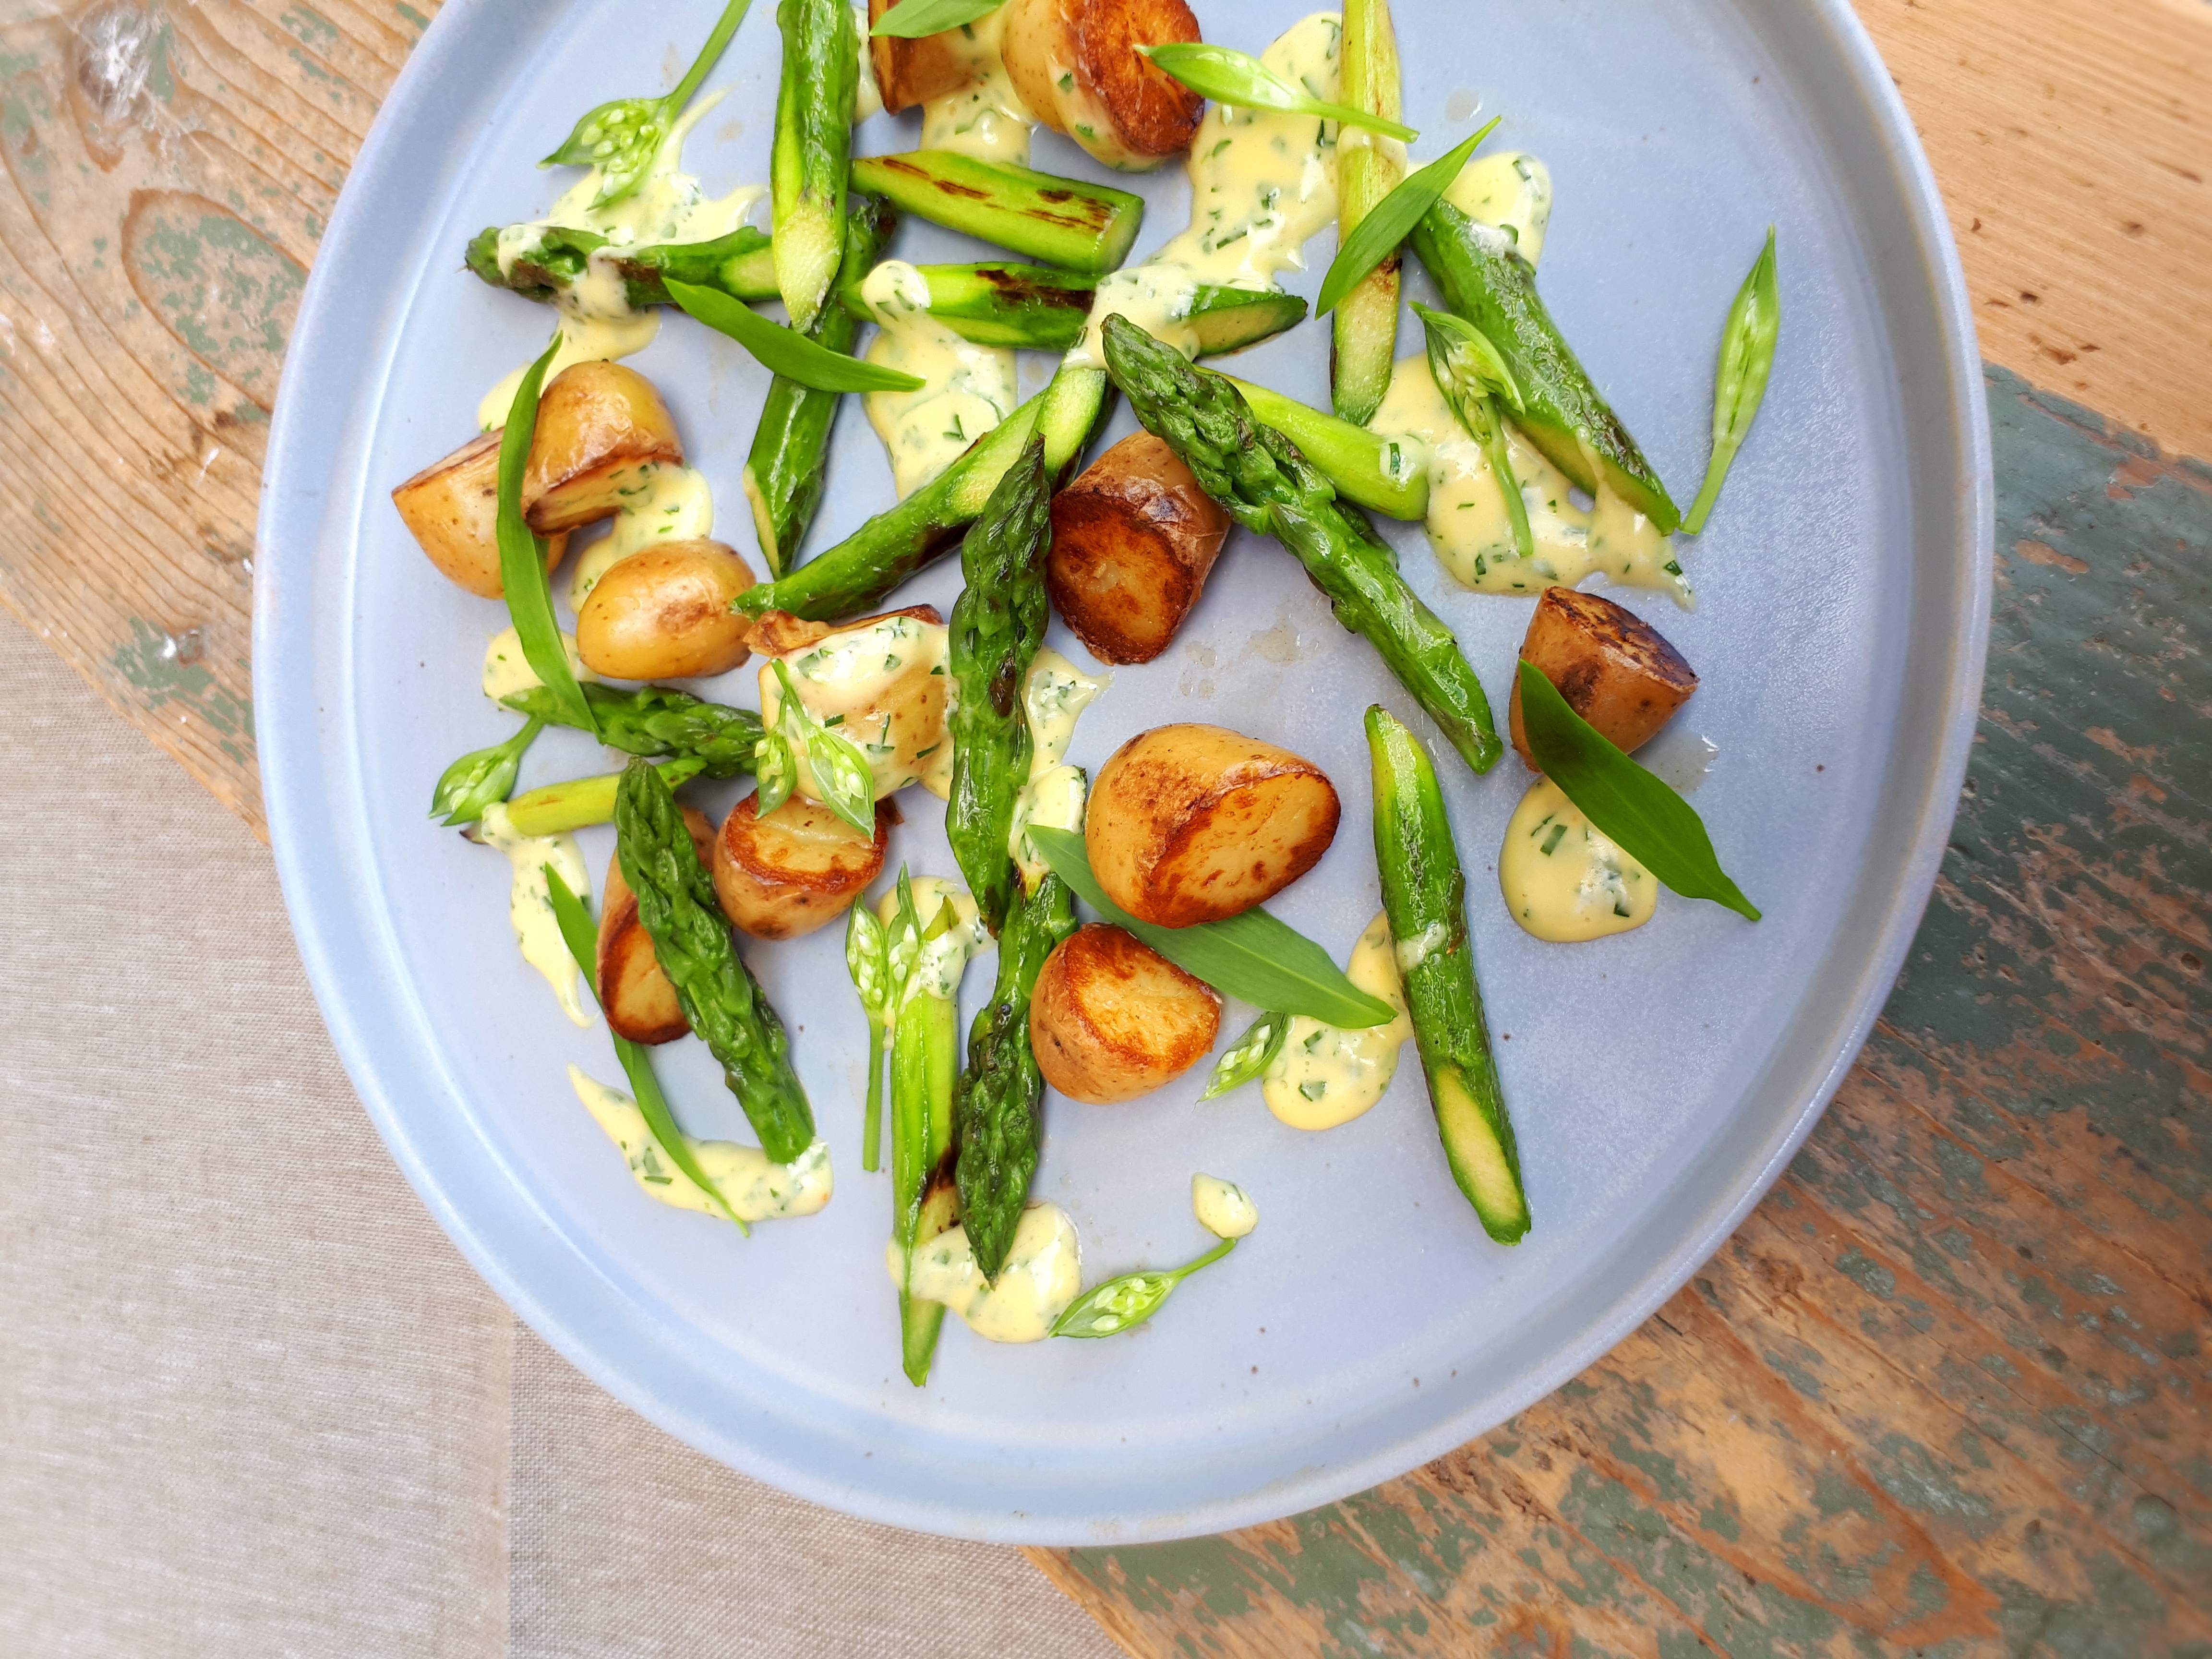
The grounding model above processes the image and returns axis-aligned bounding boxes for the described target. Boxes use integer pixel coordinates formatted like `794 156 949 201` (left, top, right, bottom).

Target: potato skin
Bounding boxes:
598 806 715 1045
576 539 757 681
711 792 890 940
524 361 684 534
1509 587 1698 768
1030 924 1221 1104
390 430 569 599
1048 432 1230 664
868 0 973 111
1001 0 1202 166
1086 724 1340 927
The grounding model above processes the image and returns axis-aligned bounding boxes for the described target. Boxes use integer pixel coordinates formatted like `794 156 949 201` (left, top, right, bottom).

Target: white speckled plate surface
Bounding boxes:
256 0 1991 1543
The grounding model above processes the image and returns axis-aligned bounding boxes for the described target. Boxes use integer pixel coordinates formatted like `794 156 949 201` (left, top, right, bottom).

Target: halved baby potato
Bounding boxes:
1086 724 1340 927
1509 587 1698 768
711 791 890 940
576 538 757 681
598 805 715 1045
1030 924 1221 1103
1000 0 1204 170
752 605 951 799
524 361 685 534
1048 431 1230 664
390 431 570 600
867 0 975 111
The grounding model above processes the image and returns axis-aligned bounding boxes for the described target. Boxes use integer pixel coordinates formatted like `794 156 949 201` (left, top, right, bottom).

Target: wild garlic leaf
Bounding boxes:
1051 1237 1236 1339
668 281 926 392
1683 227 1779 534
496 336 597 737
1136 42 1417 142
1199 1010 1291 1102
1316 118 1498 315
869 0 1003 37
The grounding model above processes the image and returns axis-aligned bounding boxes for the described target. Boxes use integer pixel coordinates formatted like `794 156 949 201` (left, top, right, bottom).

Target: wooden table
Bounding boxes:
5 0 2203 1650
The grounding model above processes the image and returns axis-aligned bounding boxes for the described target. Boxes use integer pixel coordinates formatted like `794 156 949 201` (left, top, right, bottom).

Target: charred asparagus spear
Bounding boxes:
849 151 1144 274
771 0 858 329
501 683 763 778
1099 315 1503 775
615 758 813 1163
466 224 778 310
742 195 898 575
1365 705 1527 1242
1332 0 1404 424
946 436 1054 933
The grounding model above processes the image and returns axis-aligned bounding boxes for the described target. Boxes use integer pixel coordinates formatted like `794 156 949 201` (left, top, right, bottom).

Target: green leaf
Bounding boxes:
845 900 890 1016
1316 117 1498 315
667 279 926 391
1683 226 1779 534
869 0 1003 37
1516 661 1760 921
430 717 544 826
773 660 877 836
1026 826 1399 1027
497 337 598 737
540 0 756 209
542 866 751 1233
753 732 797 818
1198 1010 1290 1101
1136 43 1417 143
1414 301 1532 560
886 867 924 1008
1051 1236 1235 1338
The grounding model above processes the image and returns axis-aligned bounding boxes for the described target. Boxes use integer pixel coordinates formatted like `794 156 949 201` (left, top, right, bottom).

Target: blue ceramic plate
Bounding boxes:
256 0 1991 1543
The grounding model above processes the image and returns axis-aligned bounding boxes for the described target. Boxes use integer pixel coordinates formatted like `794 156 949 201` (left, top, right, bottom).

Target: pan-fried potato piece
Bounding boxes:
390 431 571 599
598 806 715 1045
1001 0 1203 170
1086 724 1340 927
1048 432 1230 664
1030 924 1221 1103
1509 587 1698 768
753 605 952 799
712 791 890 940
867 0 974 111
576 539 758 681
524 361 684 534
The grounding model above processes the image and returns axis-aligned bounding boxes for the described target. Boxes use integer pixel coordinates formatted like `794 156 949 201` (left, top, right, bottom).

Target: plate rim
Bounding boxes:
254 0 1995 1543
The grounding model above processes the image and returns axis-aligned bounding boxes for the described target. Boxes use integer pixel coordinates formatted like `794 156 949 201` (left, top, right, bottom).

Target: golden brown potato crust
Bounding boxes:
745 603 944 660
868 0 974 111
1086 724 1340 927
1509 587 1698 768
598 806 715 1045
711 793 890 941
576 539 757 681
1048 432 1230 664
390 431 569 599
1073 0 1203 158
1031 924 1221 1104
524 361 684 534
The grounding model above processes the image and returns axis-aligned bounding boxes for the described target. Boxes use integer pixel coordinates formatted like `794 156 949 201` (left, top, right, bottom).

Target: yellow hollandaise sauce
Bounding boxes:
858 260 1019 499
919 7 1035 163
875 877 988 1000
474 803 593 1026
1061 12 1345 369
760 611 952 800
569 1067 834 1223
1444 150 1552 264
895 1202 1083 1343
1262 913 1414 1130
480 625 594 702
1008 647 1108 881
1499 777 1659 942
1191 1173 1258 1240
565 460 716 608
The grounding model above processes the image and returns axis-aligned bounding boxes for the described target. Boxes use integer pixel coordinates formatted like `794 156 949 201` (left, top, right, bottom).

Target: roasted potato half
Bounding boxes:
576 539 758 681
1086 724 1340 927
1048 432 1230 664
868 0 974 111
524 361 684 534
1509 587 1698 768
712 792 890 940
598 806 715 1045
390 430 570 599
754 605 951 799
1000 0 1203 170
1031 924 1221 1103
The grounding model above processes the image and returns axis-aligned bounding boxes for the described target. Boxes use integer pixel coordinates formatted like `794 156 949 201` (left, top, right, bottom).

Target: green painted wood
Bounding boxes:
1032 366 2212 1659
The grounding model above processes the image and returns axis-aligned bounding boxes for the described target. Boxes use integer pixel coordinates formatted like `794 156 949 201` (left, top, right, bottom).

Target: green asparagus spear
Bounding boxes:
614 758 814 1162
839 263 1096 350
501 683 763 777
946 436 1054 933
770 0 858 329
504 757 708 838
734 363 1110 620
953 869 1076 1282
1410 200 1679 530
467 224 779 312
1099 315 1503 775
891 884 974 1385
1217 375 1428 520
1364 705 1527 1243
1331 0 1404 425
849 151 1144 274
743 196 898 575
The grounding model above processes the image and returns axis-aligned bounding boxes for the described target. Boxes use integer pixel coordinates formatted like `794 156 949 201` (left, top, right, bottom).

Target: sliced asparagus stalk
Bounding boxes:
1217 374 1429 520
1365 705 1527 1242
850 150 1144 274
771 0 859 329
833 265 1308 357
1332 0 1404 425
466 224 778 311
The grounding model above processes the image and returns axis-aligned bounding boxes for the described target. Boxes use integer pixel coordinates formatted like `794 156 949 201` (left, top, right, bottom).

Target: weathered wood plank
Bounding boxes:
1029 369 2212 1656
